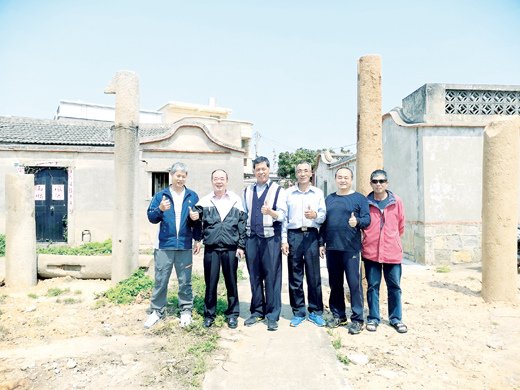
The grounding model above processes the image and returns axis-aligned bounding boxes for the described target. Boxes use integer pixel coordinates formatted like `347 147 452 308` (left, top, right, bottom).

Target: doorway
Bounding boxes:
26 167 69 242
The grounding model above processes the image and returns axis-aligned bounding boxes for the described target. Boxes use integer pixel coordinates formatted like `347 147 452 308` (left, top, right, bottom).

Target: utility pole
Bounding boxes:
254 130 261 157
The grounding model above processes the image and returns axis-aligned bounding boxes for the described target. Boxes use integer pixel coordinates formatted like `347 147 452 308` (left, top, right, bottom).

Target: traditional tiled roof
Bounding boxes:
0 116 189 146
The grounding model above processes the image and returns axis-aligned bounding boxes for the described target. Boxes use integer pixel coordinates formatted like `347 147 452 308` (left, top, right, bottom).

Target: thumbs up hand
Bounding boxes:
189 206 199 221
261 201 271 215
304 204 316 220
348 211 358 228
159 195 171 211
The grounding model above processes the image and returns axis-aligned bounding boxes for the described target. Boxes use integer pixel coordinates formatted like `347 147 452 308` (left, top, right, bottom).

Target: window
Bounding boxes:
152 172 169 196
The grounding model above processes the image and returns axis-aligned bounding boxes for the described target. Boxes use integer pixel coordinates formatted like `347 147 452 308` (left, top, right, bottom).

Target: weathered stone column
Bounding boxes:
5 173 37 288
481 117 520 302
105 71 140 283
356 55 383 195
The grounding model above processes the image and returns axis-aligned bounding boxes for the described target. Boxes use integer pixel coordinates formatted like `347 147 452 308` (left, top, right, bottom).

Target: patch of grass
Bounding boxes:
0 234 5 257
28 293 38 299
436 265 451 273
102 268 154 304
46 287 70 297
74 290 82 295
37 239 112 256
188 335 218 356
337 353 350 365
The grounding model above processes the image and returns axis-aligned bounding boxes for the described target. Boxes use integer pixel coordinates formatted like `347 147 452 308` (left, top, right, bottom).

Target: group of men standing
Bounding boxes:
144 156 408 335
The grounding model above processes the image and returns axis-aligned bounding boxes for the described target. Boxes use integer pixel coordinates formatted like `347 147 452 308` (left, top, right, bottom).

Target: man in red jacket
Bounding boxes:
361 169 408 334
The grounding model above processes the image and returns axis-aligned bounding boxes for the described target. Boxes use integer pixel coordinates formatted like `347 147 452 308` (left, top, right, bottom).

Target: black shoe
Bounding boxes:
227 317 238 329
244 316 264 327
327 317 348 328
203 318 214 328
267 319 278 331
348 321 363 335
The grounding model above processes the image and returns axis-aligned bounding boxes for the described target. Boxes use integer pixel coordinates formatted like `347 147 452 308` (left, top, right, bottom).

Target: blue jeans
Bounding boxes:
363 259 402 325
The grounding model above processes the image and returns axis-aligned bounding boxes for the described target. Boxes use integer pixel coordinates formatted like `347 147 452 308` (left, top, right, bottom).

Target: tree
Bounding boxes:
277 148 320 182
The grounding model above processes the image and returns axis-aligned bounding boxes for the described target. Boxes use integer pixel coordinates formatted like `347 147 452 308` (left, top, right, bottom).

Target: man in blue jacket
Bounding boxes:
144 162 202 329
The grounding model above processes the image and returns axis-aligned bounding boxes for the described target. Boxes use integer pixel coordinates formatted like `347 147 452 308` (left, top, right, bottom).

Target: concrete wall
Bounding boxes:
382 109 511 265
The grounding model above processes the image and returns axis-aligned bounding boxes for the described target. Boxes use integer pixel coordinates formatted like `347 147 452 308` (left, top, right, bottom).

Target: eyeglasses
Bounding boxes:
371 179 387 184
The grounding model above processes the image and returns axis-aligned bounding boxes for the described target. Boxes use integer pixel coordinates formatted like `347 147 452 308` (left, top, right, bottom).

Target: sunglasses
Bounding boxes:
371 179 387 184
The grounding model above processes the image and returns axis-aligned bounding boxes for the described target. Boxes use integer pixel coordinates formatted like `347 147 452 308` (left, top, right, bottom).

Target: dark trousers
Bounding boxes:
326 250 364 323
287 229 323 317
245 234 282 321
203 248 239 320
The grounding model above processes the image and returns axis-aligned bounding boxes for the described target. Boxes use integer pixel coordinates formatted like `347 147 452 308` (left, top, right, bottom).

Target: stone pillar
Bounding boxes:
5 173 37 288
356 55 383 195
481 117 520 302
105 71 140 283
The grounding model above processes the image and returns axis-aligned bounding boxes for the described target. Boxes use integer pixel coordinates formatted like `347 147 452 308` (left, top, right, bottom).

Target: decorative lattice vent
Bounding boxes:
445 89 520 115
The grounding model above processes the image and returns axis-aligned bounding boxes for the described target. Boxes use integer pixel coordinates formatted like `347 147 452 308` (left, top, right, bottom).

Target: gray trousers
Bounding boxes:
150 249 193 314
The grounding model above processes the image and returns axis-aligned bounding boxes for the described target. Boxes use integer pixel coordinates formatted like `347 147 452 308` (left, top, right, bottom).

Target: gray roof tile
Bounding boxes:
0 116 171 146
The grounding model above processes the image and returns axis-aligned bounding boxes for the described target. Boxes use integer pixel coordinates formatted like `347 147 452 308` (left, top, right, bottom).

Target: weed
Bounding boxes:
331 334 342 350
337 353 350 365
47 287 68 297
436 265 451 273
0 234 5 257
103 268 154 304
28 293 38 299
74 290 82 295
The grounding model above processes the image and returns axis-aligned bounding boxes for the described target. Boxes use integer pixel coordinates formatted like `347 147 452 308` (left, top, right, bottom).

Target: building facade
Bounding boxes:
0 99 253 247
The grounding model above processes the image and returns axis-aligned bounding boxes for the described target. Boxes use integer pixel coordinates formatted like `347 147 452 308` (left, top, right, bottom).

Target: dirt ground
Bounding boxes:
0 258 519 389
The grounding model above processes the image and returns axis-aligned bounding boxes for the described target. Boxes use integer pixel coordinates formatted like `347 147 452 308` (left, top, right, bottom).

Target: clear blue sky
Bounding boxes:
1 0 519 158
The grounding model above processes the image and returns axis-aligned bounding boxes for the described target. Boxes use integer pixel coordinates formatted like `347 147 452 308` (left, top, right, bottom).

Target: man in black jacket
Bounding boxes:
189 169 247 328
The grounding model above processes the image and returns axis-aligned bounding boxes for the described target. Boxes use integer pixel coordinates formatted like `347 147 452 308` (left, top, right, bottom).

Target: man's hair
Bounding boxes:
335 167 353 178
253 156 270 169
370 169 388 180
295 161 312 174
169 162 188 174
211 169 228 180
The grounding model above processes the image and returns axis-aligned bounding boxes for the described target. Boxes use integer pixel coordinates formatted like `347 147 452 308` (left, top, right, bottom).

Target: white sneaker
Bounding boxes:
144 311 161 329
180 312 192 327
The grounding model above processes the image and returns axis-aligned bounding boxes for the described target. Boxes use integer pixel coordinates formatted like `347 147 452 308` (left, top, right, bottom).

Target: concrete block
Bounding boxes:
38 254 154 279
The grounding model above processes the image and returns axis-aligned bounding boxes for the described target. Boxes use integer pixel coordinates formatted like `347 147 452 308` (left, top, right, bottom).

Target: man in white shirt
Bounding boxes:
282 162 326 328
